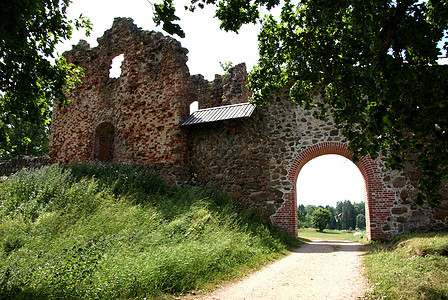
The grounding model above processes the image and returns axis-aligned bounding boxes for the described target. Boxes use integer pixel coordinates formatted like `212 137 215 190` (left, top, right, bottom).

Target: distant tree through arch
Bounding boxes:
296 154 366 207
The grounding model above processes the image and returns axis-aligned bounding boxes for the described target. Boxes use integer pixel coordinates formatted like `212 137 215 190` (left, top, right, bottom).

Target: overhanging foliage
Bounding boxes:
0 0 90 158
155 0 448 205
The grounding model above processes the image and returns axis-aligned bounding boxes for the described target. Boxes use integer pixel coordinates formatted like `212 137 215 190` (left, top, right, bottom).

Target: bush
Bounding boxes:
311 207 332 231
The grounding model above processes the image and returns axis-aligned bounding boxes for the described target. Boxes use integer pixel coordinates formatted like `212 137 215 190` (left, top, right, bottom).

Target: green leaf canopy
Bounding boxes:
155 0 448 205
0 0 90 158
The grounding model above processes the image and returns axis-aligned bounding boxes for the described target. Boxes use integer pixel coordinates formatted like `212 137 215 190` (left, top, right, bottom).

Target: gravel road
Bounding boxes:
193 240 367 300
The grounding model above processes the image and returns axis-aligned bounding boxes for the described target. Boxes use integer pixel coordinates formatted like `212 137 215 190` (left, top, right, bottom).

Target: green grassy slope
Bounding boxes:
364 232 448 299
0 163 296 299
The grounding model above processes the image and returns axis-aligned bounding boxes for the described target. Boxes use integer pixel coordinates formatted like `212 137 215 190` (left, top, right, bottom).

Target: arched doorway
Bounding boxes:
270 142 395 240
94 122 115 162
297 154 366 206
296 154 366 230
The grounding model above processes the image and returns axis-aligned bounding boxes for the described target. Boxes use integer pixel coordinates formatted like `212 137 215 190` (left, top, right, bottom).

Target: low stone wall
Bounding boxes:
0 156 50 176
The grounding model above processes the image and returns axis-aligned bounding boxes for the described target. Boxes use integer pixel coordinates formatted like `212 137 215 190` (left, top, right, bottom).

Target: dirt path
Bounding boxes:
194 240 367 300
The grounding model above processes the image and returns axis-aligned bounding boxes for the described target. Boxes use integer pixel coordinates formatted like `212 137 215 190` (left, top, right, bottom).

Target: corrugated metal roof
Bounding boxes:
181 102 256 126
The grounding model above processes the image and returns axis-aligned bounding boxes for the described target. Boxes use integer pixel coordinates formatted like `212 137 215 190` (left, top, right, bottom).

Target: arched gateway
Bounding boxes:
271 142 395 240
50 18 448 241
186 98 445 241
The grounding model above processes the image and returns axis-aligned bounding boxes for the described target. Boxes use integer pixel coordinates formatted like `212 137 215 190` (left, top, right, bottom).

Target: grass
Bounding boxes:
0 163 297 299
298 228 367 242
363 232 448 299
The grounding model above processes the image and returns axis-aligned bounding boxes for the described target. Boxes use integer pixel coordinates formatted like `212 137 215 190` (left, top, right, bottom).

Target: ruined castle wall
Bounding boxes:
189 88 448 239
49 19 447 239
188 107 280 218
188 91 349 223
189 63 252 109
221 63 252 106
50 18 192 183
189 74 223 109
382 158 448 235
188 92 351 230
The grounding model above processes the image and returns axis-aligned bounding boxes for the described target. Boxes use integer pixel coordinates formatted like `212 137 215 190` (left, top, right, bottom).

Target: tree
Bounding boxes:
154 0 448 206
0 118 50 160
354 202 365 217
304 204 316 227
341 200 356 230
0 0 90 159
297 207 306 228
356 214 366 230
326 205 337 230
311 207 332 232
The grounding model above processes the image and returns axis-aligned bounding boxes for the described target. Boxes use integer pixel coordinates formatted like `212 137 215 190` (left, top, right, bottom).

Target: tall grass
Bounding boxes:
0 163 296 299
364 232 448 299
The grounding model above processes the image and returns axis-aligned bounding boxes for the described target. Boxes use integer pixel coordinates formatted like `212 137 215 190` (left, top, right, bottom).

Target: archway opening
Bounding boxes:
271 142 394 240
94 122 115 162
296 154 366 232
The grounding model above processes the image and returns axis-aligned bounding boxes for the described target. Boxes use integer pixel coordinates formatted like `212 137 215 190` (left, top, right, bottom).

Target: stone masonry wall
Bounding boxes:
50 18 193 184
50 18 447 239
188 88 448 239
0 156 49 176
188 108 280 219
188 63 252 109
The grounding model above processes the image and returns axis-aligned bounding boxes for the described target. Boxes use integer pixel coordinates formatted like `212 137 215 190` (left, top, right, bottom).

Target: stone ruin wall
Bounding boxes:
50 18 251 184
0 156 49 176
188 88 448 239
50 18 448 239
50 18 193 184
189 63 251 109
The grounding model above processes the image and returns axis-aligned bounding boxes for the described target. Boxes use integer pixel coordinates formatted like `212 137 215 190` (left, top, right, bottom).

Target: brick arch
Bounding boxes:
270 142 395 240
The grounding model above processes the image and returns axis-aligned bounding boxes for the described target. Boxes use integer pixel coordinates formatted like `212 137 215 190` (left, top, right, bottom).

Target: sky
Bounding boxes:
57 0 263 80
58 0 370 208
296 155 366 207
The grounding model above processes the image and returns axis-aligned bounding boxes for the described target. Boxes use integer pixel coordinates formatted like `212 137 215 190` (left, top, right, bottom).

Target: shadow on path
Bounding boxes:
193 238 367 299
291 240 364 254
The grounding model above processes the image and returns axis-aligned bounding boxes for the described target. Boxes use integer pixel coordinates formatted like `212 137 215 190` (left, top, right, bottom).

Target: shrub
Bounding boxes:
311 207 332 231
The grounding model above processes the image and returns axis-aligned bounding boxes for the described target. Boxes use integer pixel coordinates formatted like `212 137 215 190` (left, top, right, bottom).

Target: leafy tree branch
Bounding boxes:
155 0 448 206
0 0 91 159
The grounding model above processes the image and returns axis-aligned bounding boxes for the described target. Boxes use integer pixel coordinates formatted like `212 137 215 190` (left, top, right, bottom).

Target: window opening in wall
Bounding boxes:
190 101 199 114
94 122 115 162
110 54 124 78
296 154 366 232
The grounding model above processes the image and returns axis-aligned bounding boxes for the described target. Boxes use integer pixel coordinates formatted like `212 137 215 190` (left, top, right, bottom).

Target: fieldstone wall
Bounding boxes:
0 156 49 176
188 89 448 239
381 157 448 235
188 107 279 218
189 63 252 109
50 18 448 239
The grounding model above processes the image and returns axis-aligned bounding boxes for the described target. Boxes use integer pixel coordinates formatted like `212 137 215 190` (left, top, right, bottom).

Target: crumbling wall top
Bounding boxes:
64 17 189 71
